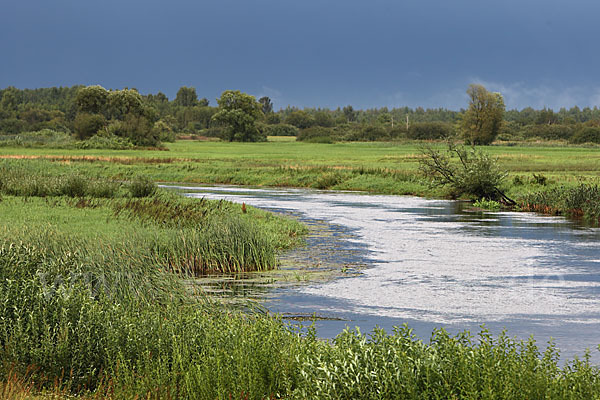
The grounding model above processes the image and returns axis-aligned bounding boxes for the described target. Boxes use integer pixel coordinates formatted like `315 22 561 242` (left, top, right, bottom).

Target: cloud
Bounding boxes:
470 78 600 110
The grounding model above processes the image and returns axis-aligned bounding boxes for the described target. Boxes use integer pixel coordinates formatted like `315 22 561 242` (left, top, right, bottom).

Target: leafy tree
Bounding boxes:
259 96 273 114
460 84 505 145
75 85 108 114
212 90 265 142
174 86 198 107
285 110 315 129
108 89 144 120
343 105 356 122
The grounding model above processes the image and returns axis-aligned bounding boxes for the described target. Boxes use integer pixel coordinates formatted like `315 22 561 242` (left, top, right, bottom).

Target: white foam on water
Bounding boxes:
182 186 600 325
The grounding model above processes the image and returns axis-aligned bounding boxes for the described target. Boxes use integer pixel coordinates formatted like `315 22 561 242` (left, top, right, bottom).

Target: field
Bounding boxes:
1 141 600 398
2 140 599 197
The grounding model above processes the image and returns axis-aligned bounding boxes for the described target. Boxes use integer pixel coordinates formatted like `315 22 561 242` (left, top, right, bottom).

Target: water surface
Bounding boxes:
167 184 600 362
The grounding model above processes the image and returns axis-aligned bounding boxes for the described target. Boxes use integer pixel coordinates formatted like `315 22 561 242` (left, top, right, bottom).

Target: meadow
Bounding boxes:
1 141 600 398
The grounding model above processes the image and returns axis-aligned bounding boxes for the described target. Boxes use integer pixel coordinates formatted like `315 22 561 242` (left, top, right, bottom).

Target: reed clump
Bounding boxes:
520 183 600 222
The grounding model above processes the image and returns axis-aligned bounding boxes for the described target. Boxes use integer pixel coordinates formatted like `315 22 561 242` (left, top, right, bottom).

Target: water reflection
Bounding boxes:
164 184 600 363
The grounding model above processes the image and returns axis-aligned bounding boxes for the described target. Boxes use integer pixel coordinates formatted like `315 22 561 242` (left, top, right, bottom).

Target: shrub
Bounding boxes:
128 176 157 198
297 126 334 142
344 125 390 141
408 122 454 140
570 126 600 144
263 123 299 137
522 124 574 141
60 175 88 197
73 113 106 140
284 110 315 129
419 143 512 203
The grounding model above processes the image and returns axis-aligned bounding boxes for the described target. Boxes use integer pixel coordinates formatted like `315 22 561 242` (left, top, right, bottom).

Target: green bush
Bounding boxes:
297 126 334 142
570 126 600 144
73 113 106 140
128 176 157 198
522 124 574 141
419 143 511 202
408 121 454 140
263 123 299 137
344 125 390 141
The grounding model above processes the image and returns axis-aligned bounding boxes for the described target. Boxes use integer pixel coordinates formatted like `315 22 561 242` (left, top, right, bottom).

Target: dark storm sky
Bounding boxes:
2 0 600 110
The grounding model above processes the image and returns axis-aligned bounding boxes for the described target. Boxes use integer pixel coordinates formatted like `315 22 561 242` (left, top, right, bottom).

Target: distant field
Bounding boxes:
1 141 599 198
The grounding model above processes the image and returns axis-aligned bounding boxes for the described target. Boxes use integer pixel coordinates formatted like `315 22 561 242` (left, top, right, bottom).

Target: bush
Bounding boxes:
73 113 106 140
419 143 512 202
344 125 390 141
408 122 454 140
60 175 88 197
263 123 299 137
522 124 574 141
128 176 157 198
110 114 160 147
285 110 315 129
570 126 600 144
297 126 334 142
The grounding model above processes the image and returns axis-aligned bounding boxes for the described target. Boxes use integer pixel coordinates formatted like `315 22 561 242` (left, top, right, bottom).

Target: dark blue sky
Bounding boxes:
2 0 600 110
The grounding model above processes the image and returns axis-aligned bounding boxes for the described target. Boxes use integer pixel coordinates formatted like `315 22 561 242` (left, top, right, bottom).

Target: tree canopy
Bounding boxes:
212 90 265 142
461 84 505 145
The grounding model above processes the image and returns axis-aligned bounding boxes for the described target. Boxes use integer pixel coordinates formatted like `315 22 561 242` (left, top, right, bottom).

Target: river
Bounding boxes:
166 184 600 363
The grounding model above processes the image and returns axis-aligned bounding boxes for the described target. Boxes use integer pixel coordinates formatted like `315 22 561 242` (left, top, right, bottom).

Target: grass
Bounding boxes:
1 143 600 397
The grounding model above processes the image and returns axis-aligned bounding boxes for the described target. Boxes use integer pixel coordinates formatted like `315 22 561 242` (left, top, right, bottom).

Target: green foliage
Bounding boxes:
128 176 157 198
258 96 273 114
285 110 315 129
174 86 198 107
73 113 106 140
75 85 108 114
473 198 501 210
419 143 510 201
212 90 265 142
296 126 334 142
263 123 299 137
109 114 160 147
408 121 454 140
570 126 600 144
107 89 144 120
344 125 390 141
461 84 505 145
522 124 574 141
520 184 600 222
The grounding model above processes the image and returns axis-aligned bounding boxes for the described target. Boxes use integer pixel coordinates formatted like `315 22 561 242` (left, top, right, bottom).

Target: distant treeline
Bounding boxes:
1 85 600 146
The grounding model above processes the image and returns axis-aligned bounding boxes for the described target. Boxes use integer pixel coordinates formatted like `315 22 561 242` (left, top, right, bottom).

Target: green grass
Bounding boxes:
2 143 600 398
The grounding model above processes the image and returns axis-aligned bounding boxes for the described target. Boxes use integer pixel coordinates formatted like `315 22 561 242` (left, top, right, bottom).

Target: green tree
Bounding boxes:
259 96 273 114
461 84 505 145
174 86 198 107
107 89 144 120
75 85 108 114
343 105 356 122
212 90 265 142
285 110 315 129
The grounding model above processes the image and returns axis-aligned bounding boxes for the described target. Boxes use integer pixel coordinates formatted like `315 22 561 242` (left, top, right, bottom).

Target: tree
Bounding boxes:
73 113 106 139
259 96 273 114
285 110 314 129
174 86 198 107
75 85 108 115
212 90 265 142
107 89 144 120
460 84 505 145
343 105 356 122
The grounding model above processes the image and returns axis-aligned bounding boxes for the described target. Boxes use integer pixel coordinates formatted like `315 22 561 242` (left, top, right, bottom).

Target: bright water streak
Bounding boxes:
172 185 600 361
